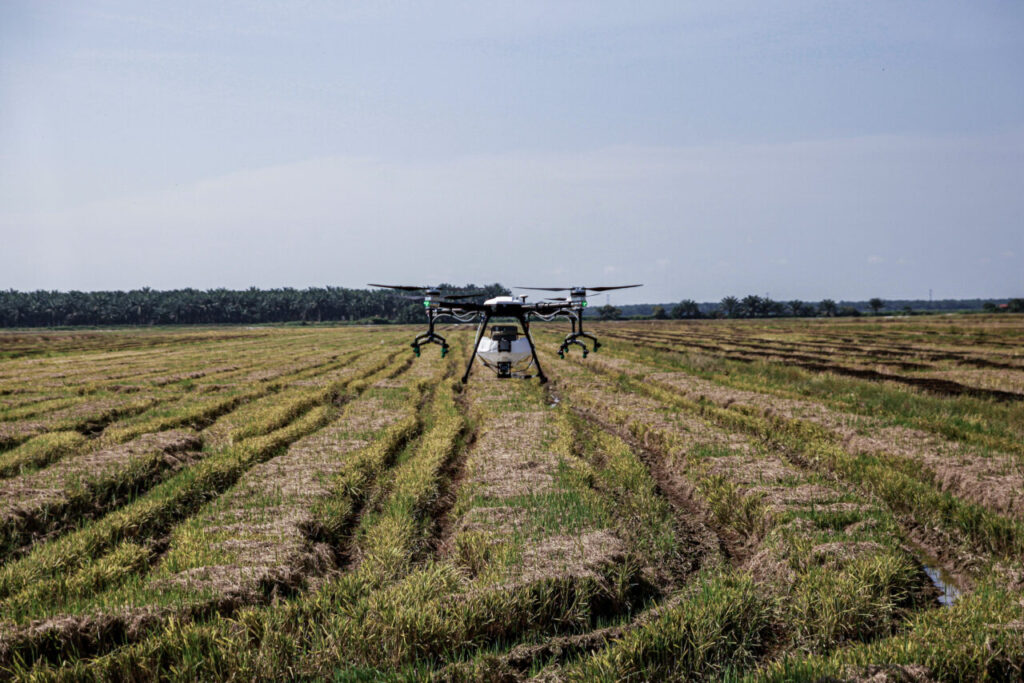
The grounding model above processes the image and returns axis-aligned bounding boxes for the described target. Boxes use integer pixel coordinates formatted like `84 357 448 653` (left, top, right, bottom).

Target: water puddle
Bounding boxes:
908 543 961 606
922 563 961 606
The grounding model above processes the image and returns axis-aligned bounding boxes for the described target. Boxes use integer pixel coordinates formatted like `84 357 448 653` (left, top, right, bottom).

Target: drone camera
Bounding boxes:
496 361 512 378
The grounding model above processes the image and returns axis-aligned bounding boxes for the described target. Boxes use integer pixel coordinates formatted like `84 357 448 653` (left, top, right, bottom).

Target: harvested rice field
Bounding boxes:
0 317 1022 681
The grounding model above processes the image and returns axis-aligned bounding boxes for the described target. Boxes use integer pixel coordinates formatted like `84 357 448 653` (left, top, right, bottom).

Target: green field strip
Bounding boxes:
610 322 1022 365
750 577 1024 681
558 411 718 591
94 348 374 446
554 568 772 681
0 353 398 610
548 327 1024 457
548 355 931 619
199 350 390 447
0 397 84 422
12 356 650 679
567 350 1024 566
0 430 204 562
576 346 1024 525
0 432 88 480
0 406 338 672
519 359 940 680
608 327 943 374
600 327 1024 403
0 393 162 453
107 358 432 611
0 350 449 673
0 349 375 481
312 374 645 673
0 328 373 394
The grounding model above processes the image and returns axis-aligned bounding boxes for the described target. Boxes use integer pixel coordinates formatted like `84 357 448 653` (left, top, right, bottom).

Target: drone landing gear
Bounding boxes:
558 316 599 358
413 312 449 358
412 334 448 358
558 338 589 358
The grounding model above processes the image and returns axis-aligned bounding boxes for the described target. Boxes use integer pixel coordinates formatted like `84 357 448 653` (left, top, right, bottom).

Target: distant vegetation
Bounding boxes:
0 285 508 327
605 296 1023 320
0 287 1018 327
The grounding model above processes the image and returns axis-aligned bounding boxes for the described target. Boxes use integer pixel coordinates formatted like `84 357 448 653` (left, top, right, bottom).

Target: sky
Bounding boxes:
2 1 1022 304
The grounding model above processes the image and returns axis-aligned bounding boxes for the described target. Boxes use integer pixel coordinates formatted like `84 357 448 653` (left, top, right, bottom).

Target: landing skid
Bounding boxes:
412 311 449 358
558 316 600 357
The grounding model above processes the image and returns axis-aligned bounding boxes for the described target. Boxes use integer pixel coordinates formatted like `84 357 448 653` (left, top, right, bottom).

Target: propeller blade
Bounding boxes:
517 284 642 293
442 292 485 300
400 294 428 301
368 283 429 291
585 284 643 292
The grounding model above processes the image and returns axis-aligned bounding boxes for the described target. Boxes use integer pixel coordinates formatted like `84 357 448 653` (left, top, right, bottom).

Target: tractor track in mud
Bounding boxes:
546 377 734 570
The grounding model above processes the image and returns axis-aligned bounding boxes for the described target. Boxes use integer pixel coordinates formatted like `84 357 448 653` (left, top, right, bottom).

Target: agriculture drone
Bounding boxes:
368 284 642 384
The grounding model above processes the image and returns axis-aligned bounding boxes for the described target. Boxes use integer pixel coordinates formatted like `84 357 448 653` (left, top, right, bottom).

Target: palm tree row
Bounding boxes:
0 285 508 328
661 295 868 320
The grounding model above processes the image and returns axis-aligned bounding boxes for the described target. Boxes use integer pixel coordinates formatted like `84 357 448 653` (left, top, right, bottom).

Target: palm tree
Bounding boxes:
720 296 740 318
672 299 701 319
740 295 763 318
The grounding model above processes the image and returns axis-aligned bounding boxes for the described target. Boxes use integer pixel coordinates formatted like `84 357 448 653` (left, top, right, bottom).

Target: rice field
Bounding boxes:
0 317 1022 681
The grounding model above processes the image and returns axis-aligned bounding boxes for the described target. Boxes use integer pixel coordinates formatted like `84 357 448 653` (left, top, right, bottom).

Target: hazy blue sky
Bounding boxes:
2 1 1022 304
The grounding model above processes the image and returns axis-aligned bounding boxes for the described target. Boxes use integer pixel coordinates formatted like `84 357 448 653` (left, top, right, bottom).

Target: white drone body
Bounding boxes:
475 299 536 377
476 335 534 375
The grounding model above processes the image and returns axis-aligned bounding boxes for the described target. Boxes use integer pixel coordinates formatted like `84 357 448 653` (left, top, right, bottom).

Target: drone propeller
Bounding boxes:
441 292 485 300
516 284 642 293
586 284 642 292
399 293 484 302
370 284 485 301
368 283 433 292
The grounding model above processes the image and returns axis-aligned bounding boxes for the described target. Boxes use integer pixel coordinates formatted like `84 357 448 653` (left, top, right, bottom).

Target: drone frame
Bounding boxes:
369 283 641 384
461 306 547 384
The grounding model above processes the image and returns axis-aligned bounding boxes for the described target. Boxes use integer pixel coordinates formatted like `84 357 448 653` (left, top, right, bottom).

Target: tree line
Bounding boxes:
601 295 1022 320
664 295 868 319
2 287 1018 327
0 285 508 327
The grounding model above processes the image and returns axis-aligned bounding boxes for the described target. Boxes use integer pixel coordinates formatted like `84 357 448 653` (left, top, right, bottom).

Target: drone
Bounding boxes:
368 283 641 384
